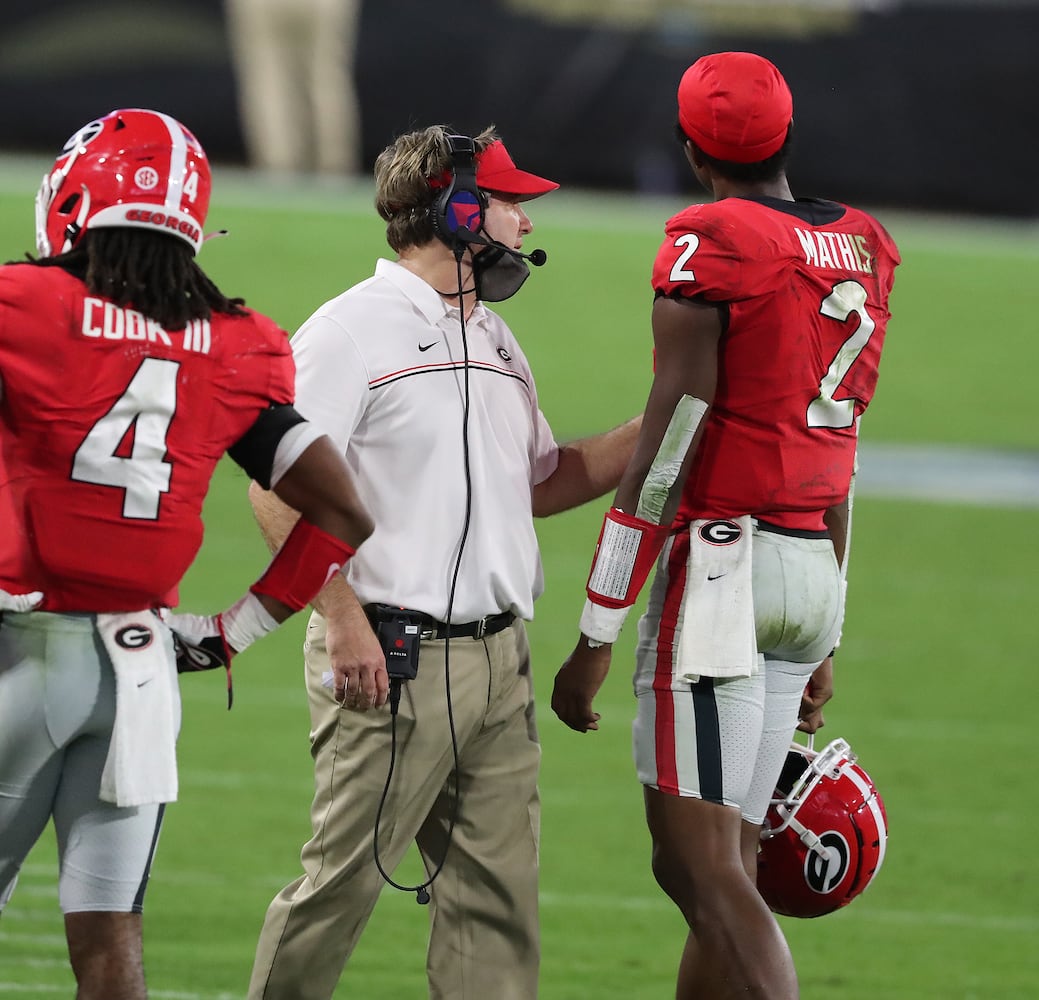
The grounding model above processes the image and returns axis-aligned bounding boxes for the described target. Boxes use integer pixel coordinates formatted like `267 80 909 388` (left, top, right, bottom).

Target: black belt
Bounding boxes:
364 604 515 641
755 517 830 540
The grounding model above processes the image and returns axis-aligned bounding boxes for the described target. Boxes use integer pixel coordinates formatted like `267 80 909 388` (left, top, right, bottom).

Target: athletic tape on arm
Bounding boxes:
251 518 356 612
634 394 708 524
577 395 704 644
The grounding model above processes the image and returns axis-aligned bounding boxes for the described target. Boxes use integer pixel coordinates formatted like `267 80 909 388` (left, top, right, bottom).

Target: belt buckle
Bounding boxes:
473 616 488 640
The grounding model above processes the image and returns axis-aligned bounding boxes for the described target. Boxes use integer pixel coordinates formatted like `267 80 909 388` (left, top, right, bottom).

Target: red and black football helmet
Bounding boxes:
35 108 211 258
757 737 887 918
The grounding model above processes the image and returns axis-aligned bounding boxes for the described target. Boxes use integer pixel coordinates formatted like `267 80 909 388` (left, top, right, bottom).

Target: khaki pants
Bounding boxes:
248 612 541 999
224 0 362 175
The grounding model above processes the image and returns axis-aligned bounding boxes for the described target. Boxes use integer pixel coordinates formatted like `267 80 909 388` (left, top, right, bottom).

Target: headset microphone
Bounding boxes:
455 226 548 266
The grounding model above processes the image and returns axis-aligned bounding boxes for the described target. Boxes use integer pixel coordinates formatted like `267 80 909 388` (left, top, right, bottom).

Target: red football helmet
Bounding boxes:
757 737 887 918
35 108 211 258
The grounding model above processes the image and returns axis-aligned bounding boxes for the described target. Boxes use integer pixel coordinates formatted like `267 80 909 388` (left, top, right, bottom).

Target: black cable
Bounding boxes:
371 248 472 905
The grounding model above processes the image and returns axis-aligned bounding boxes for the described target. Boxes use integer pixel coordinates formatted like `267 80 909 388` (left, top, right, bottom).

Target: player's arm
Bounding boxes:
551 295 723 733
581 295 722 645
800 458 857 733
0 358 44 612
166 406 373 698
249 471 389 712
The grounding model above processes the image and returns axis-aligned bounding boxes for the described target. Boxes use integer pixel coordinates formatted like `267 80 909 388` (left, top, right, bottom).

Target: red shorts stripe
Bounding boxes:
653 530 689 795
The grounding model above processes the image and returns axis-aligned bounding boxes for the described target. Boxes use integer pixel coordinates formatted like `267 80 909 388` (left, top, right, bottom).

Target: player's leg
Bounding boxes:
636 674 798 1000
53 624 165 1000
418 622 540 1000
56 774 163 1000
0 623 64 912
65 912 146 1000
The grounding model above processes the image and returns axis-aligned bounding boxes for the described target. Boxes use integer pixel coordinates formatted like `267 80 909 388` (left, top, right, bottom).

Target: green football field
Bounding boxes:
1 160 1037 998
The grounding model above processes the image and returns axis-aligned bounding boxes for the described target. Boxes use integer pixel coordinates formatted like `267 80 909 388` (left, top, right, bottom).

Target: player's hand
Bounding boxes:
797 656 834 734
0 589 44 613
551 638 612 733
325 613 388 711
165 612 233 673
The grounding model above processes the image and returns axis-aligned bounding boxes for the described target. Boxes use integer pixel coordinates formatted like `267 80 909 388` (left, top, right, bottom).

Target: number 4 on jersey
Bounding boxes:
71 357 179 519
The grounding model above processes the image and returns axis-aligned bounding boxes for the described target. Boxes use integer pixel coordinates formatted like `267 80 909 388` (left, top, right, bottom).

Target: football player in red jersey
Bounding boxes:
552 53 899 997
0 109 372 999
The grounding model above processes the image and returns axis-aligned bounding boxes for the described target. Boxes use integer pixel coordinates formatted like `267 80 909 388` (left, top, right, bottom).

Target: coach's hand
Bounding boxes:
325 610 388 711
552 638 612 733
0 588 44 613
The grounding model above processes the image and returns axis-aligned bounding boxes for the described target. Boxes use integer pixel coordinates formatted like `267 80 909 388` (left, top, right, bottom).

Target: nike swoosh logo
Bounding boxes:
137 679 153 688
418 341 438 352
707 573 726 581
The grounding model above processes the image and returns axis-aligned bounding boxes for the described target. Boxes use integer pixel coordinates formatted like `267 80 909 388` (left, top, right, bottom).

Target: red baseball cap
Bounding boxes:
475 140 559 200
677 52 793 164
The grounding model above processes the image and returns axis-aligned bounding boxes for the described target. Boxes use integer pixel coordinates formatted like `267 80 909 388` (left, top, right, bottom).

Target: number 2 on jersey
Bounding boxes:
807 280 877 429
71 357 179 519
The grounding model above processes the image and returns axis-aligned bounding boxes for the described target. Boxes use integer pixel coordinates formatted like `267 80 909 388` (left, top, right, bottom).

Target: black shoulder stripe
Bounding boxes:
228 404 307 489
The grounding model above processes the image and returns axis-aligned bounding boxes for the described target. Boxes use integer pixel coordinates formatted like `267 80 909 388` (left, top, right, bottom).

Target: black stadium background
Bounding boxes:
0 0 1035 217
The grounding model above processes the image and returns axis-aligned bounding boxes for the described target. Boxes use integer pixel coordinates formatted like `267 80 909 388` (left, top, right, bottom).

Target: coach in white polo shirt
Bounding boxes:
246 125 640 1000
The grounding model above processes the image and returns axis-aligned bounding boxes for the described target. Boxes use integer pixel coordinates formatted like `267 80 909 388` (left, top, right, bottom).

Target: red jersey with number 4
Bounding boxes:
0 263 295 612
651 196 900 531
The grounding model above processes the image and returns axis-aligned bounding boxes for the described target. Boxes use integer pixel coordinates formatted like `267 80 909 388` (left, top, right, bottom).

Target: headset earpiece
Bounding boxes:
432 134 486 255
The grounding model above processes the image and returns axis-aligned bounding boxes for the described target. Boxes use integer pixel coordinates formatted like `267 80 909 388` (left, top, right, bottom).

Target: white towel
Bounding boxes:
675 515 759 682
97 613 181 807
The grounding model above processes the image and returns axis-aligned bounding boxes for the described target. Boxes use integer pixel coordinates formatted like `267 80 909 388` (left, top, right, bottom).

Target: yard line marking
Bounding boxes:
538 892 1039 932
0 931 66 946
1 958 66 970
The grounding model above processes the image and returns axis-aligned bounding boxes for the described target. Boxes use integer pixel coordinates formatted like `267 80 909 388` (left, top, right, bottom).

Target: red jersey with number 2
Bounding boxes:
0 264 295 612
651 196 900 531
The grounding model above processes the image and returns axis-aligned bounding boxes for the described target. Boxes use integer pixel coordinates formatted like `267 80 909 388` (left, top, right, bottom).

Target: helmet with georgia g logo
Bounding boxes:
35 108 211 258
757 737 887 918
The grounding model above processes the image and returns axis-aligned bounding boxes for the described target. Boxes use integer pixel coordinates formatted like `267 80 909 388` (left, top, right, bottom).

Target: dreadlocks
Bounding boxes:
28 229 247 331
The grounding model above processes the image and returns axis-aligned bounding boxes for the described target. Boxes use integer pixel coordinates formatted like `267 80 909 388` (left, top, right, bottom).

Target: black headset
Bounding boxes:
431 134 486 256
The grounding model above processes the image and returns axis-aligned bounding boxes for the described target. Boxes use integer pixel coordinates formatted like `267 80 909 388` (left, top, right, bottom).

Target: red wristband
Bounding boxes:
586 508 669 609
251 519 356 612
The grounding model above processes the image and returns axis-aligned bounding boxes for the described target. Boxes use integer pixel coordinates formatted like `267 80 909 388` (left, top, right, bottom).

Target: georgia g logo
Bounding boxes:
698 519 742 545
804 831 851 894
115 624 154 651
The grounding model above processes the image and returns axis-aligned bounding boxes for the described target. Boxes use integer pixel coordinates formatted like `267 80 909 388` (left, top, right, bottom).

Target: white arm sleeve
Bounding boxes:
269 421 326 489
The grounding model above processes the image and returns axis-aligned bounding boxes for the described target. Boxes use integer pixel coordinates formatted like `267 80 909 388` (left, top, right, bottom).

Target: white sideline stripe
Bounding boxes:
857 443 1039 508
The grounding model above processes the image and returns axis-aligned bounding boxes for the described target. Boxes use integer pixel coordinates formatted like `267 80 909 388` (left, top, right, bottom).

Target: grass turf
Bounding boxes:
1 167 1037 998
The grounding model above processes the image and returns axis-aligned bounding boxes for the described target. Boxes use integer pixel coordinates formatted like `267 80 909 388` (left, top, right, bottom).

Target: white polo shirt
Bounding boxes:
291 258 560 622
